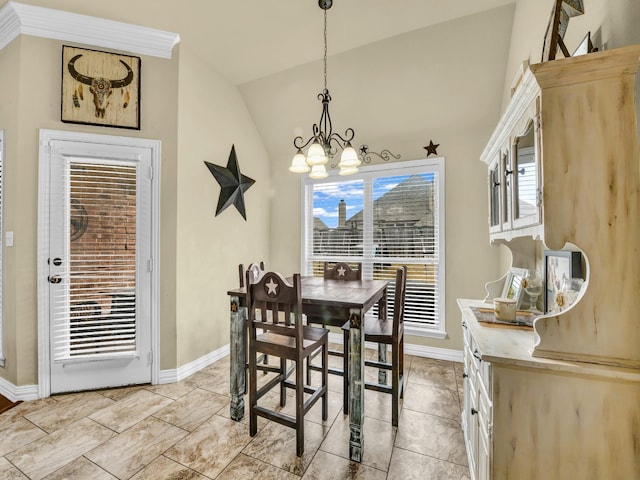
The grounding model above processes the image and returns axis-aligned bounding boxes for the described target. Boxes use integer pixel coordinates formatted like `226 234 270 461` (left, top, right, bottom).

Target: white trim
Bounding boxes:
480 67 538 165
404 343 463 363
37 129 161 398
0 376 39 402
326 332 462 363
404 324 447 339
0 1 180 58
159 344 230 384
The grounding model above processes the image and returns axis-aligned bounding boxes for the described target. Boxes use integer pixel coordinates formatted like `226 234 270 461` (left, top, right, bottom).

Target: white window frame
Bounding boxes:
300 157 446 338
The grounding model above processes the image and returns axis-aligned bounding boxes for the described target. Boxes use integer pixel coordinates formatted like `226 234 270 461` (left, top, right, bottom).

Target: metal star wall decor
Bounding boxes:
423 140 440 157
204 145 255 220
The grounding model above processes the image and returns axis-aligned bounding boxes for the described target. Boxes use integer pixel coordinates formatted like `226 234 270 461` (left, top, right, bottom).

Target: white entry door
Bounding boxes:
45 137 153 394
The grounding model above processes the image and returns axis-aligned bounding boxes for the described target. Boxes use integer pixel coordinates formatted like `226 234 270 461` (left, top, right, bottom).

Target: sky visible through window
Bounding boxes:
313 174 432 228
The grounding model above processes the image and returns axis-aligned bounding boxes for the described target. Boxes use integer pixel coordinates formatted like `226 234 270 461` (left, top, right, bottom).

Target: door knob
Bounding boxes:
48 275 62 284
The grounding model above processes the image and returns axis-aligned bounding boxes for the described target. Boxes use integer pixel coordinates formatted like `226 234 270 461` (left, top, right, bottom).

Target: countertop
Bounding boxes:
458 298 640 382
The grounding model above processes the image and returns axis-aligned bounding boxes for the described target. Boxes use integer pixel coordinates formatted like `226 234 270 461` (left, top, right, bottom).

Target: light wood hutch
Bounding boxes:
459 46 640 480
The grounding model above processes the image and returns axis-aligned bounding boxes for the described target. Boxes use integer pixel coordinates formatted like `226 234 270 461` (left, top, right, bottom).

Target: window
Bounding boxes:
302 158 445 338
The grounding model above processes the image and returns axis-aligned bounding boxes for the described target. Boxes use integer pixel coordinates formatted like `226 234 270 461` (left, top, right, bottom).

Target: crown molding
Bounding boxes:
0 1 180 58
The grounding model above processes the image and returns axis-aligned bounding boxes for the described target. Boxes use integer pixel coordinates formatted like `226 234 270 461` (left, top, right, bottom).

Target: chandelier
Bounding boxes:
289 0 359 179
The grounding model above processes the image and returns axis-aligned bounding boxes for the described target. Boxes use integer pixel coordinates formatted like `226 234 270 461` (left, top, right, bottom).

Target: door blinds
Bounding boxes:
52 160 138 360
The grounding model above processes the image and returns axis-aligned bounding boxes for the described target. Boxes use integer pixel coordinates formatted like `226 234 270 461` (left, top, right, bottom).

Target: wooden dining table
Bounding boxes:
227 275 388 462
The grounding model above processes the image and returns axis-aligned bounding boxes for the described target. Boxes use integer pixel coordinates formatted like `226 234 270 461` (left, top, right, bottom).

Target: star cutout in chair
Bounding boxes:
337 266 347 277
265 278 279 296
423 140 440 157
205 145 255 220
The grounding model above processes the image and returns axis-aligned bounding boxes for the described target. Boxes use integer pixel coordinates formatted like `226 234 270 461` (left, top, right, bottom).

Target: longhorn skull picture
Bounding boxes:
68 54 134 118
61 46 141 129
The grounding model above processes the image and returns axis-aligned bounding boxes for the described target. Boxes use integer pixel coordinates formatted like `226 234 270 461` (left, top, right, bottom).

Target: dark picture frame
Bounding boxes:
61 45 141 130
544 250 582 313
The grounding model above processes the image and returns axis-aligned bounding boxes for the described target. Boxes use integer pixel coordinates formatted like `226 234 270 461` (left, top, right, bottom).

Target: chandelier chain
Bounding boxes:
323 8 327 91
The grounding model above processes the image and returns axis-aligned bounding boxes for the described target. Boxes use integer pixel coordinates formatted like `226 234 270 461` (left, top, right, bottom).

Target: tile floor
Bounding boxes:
0 347 469 479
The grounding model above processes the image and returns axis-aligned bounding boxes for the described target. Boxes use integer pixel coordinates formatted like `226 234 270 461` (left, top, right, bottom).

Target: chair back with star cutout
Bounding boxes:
238 261 265 288
323 262 362 281
246 271 304 348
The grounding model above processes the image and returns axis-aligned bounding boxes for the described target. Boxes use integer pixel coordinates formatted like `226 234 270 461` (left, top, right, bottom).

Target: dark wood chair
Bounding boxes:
342 265 407 426
238 262 274 393
323 261 362 281
247 271 328 457
239 262 265 288
306 261 362 414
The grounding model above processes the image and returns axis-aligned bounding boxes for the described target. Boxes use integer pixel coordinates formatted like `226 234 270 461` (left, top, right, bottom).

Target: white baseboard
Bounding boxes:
328 332 463 363
159 344 230 384
3 338 459 400
157 337 461 387
0 376 39 402
404 343 463 363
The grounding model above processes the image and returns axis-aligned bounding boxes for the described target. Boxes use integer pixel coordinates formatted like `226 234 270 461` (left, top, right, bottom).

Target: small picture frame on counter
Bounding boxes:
501 267 527 309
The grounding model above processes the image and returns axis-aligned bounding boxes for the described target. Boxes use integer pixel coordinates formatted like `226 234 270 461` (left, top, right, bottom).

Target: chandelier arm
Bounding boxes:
328 128 355 145
293 135 315 150
327 136 346 153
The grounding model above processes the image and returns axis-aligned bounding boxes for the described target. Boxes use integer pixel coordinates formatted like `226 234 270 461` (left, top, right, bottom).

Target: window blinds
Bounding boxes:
303 161 444 331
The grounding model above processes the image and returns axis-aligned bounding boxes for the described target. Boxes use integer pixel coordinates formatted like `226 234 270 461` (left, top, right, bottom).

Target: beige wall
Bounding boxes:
0 38 20 384
173 45 270 368
3 0 638 388
0 7 272 387
0 34 180 385
240 6 516 352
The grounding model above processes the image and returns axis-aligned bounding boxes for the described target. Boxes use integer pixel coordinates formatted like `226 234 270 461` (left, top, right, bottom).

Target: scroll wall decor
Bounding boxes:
61 45 141 129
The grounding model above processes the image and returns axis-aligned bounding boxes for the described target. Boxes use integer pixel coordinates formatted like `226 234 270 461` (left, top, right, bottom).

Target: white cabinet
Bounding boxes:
482 72 542 242
458 299 640 480
462 320 492 480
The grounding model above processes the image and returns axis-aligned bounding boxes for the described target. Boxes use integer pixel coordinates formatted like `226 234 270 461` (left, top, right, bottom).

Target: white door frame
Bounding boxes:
37 129 161 398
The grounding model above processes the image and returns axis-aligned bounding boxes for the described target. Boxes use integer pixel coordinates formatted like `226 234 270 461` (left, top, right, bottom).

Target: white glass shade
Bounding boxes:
306 141 328 166
289 151 310 173
309 164 329 179
338 145 360 168
338 165 359 176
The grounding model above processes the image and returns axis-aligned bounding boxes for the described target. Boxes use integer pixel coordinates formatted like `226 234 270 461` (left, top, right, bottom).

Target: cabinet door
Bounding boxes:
478 422 491 480
488 160 502 234
500 151 512 232
512 116 541 229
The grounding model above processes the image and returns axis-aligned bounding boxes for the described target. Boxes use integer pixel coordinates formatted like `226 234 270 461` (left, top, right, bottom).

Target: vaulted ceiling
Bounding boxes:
12 0 516 85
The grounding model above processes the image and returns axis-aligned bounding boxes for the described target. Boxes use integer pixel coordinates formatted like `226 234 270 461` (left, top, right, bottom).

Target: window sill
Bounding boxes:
404 324 447 339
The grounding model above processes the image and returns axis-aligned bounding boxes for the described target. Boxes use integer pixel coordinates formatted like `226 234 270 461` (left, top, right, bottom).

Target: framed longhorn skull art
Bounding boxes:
61 45 141 129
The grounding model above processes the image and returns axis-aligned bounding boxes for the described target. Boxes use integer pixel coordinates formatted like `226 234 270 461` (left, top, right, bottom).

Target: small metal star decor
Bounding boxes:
204 145 255 220
423 140 440 157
